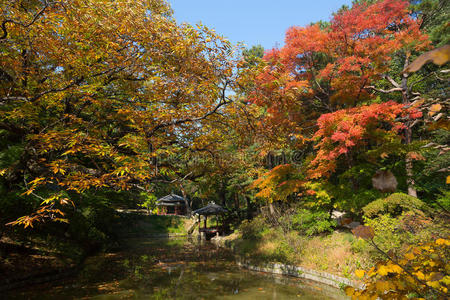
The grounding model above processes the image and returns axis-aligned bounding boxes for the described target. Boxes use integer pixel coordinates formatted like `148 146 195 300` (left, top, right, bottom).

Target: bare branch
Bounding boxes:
364 86 402 93
382 74 401 88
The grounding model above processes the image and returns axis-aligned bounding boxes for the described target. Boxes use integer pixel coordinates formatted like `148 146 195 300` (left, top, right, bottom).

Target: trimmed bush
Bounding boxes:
363 192 427 218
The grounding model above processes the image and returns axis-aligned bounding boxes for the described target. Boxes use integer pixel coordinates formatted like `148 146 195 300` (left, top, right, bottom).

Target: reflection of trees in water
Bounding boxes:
7 238 342 299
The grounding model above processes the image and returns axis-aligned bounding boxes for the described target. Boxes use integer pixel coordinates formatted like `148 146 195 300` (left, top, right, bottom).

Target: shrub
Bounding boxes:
363 192 428 218
272 240 296 263
292 209 336 236
364 214 406 254
239 216 267 240
435 190 450 211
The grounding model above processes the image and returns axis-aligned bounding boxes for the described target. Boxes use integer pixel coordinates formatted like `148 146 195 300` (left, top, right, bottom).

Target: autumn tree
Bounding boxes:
250 0 431 198
0 0 238 226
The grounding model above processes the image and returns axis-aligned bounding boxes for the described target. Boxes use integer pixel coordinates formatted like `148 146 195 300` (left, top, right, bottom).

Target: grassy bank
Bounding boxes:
225 219 371 281
223 194 449 283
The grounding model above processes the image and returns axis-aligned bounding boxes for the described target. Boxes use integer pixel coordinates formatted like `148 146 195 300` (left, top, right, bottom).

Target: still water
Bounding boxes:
6 238 347 299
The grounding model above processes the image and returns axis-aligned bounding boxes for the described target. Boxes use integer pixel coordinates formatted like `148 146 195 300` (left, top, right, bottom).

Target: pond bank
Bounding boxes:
237 261 361 289
210 232 363 290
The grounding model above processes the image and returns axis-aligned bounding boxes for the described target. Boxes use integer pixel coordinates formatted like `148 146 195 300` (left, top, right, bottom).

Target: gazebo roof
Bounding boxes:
156 194 186 206
193 202 228 216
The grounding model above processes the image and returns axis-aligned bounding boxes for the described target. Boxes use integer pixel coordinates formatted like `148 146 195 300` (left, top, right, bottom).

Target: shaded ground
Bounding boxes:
0 235 73 285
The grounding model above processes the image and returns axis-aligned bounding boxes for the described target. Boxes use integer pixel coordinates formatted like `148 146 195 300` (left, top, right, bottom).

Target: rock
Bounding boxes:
344 222 361 230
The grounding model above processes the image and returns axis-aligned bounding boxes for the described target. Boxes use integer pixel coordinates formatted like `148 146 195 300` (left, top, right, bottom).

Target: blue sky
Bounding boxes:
168 0 352 50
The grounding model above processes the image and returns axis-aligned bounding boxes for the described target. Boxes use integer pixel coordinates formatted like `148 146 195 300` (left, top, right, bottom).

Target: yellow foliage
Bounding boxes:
355 269 366 278
346 238 450 299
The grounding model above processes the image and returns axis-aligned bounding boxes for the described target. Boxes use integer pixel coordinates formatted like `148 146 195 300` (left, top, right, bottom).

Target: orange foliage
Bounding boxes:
250 0 429 146
309 101 422 178
251 164 304 203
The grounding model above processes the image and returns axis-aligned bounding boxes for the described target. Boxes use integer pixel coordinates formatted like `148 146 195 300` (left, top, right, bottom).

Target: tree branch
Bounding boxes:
382 74 401 88
364 86 402 93
1 1 51 40
146 81 232 137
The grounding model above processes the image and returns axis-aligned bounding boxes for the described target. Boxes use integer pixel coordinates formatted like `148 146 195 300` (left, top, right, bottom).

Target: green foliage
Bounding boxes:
291 209 336 236
138 192 158 214
239 216 267 240
242 45 264 67
301 181 334 209
272 240 296 264
410 0 450 46
363 192 428 218
435 190 450 211
65 204 117 254
364 214 405 253
414 130 450 203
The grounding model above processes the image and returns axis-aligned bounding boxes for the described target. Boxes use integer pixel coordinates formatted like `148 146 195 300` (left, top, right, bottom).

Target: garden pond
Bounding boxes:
5 237 348 299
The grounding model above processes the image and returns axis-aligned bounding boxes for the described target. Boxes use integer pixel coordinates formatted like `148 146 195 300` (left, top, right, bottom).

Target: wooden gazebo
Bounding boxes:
156 194 187 215
193 202 228 239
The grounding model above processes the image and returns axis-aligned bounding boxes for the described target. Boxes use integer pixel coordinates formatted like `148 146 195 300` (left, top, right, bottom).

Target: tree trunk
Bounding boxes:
179 183 192 216
218 182 226 207
402 52 418 198
246 196 252 220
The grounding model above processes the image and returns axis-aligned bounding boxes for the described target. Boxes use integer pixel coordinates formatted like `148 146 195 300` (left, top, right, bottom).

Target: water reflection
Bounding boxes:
6 237 347 299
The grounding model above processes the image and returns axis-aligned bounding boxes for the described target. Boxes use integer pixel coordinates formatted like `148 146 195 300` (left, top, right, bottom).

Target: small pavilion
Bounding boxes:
156 194 187 216
193 202 228 239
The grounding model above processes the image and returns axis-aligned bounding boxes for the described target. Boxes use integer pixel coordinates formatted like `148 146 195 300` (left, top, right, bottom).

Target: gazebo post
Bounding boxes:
204 215 207 229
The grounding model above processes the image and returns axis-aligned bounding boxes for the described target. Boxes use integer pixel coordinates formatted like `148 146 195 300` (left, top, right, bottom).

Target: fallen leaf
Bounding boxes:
403 45 450 73
429 104 442 116
352 225 375 240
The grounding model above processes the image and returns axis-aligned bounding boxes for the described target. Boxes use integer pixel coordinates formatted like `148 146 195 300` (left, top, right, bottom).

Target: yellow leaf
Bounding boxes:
426 280 441 289
436 238 450 246
344 286 355 296
415 271 425 280
428 104 442 116
375 281 390 292
378 265 389 276
390 264 403 274
355 269 365 278
404 252 415 260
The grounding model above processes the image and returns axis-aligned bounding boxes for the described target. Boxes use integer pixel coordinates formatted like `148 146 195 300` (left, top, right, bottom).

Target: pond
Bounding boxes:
6 237 348 299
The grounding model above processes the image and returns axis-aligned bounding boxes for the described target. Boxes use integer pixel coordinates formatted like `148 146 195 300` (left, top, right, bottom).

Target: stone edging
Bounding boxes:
120 232 187 239
237 260 364 290
145 233 187 238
